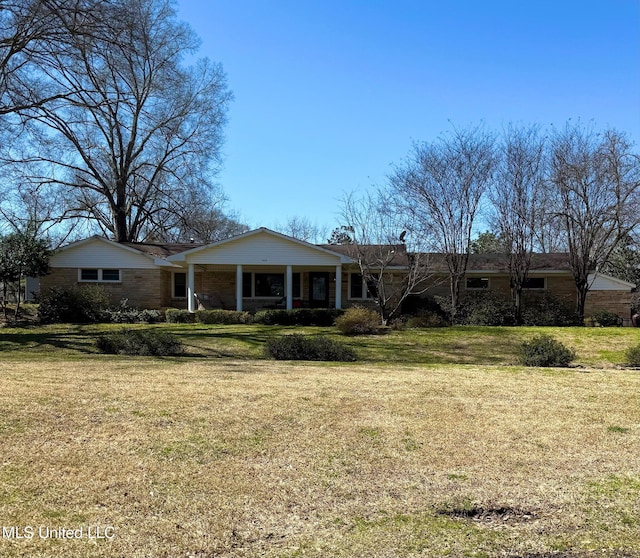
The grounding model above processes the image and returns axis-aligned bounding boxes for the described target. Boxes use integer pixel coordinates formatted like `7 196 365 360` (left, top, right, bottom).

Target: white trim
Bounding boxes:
286 265 293 310
187 264 195 312
236 265 243 312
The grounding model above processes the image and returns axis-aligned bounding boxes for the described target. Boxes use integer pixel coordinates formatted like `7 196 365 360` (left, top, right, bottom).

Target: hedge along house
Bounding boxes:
37 227 637 323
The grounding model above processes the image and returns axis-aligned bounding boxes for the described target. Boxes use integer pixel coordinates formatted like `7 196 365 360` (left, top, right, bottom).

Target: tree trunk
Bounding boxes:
576 285 588 325
513 287 522 325
450 276 461 323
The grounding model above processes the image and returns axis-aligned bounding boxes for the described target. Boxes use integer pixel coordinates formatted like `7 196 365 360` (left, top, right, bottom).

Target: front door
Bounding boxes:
309 272 330 308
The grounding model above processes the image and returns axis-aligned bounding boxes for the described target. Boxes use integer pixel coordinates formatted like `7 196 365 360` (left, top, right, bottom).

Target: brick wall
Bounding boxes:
40 267 166 309
585 291 633 323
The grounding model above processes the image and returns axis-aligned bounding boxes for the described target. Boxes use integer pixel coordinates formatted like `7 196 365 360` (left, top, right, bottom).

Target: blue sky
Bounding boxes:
177 0 640 234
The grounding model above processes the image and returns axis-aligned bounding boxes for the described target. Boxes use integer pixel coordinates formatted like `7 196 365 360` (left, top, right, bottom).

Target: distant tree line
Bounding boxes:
342 122 640 323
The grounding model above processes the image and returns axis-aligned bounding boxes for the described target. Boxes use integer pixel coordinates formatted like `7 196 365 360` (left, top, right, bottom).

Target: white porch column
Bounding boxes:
236 264 243 311
187 264 195 312
335 265 342 309
286 265 293 310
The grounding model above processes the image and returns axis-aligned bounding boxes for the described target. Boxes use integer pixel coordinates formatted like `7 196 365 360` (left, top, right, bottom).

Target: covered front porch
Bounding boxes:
165 228 352 313
182 264 344 312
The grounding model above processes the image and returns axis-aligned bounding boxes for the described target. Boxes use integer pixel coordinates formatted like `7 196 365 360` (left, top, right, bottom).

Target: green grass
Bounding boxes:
1 322 639 367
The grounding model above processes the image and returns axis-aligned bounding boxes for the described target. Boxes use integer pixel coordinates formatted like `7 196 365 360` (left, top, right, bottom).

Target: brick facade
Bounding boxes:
40 265 634 322
40 267 167 309
585 291 633 323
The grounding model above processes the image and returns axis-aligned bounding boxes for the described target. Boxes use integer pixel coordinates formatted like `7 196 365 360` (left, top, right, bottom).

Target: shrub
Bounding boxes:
253 308 343 326
265 334 356 361
454 292 515 326
625 344 640 367
165 308 196 323
101 299 162 324
335 306 381 335
401 295 448 318
406 310 449 328
38 286 109 324
195 309 252 324
518 334 576 367
520 293 580 326
252 309 294 326
591 310 623 327
96 328 184 356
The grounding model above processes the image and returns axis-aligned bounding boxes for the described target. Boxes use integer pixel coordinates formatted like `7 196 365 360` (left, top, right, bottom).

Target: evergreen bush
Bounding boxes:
455 292 515 326
195 309 252 324
253 308 343 326
591 310 623 327
96 328 184 356
38 286 109 324
518 334 576 367
101 299 162 323
406 310 450 328
625 344 640 367
265 334 356 361
165 308 196 323
520 294 579 326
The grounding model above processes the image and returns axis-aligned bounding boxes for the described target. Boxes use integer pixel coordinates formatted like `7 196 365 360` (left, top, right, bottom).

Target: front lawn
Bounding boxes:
0 357 638 557
1 322 639 367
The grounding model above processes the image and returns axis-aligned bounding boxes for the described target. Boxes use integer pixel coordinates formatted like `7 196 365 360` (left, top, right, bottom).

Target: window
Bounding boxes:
101 269 120 282
80 269 99 281
254 273 284 297
173 272 187 298
350 273 377 299
523 277 546 289
466 277 489 290
79 269 120 282
242 272 302 298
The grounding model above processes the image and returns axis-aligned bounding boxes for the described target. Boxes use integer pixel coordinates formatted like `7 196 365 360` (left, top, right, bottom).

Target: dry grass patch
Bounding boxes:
0 358 639 557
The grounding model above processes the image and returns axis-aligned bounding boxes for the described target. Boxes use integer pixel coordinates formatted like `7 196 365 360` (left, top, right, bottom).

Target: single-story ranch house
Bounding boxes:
37 227 636 323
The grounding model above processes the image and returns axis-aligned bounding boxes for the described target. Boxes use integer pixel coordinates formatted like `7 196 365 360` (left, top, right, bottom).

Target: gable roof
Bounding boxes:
166 227 353 263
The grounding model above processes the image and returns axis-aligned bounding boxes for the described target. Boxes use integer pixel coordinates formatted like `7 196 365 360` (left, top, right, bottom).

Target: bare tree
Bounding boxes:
489 124 547 323
1 0 109 115
274 216 328 244
549 123 640 321
1 0 232 242
341 191 433 324
169 199 248 243
389 125 497 320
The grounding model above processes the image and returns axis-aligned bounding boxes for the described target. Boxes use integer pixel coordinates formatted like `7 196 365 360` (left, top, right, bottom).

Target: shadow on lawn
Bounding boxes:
0 324 293 359
0 324 525 365
0 325 100 355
